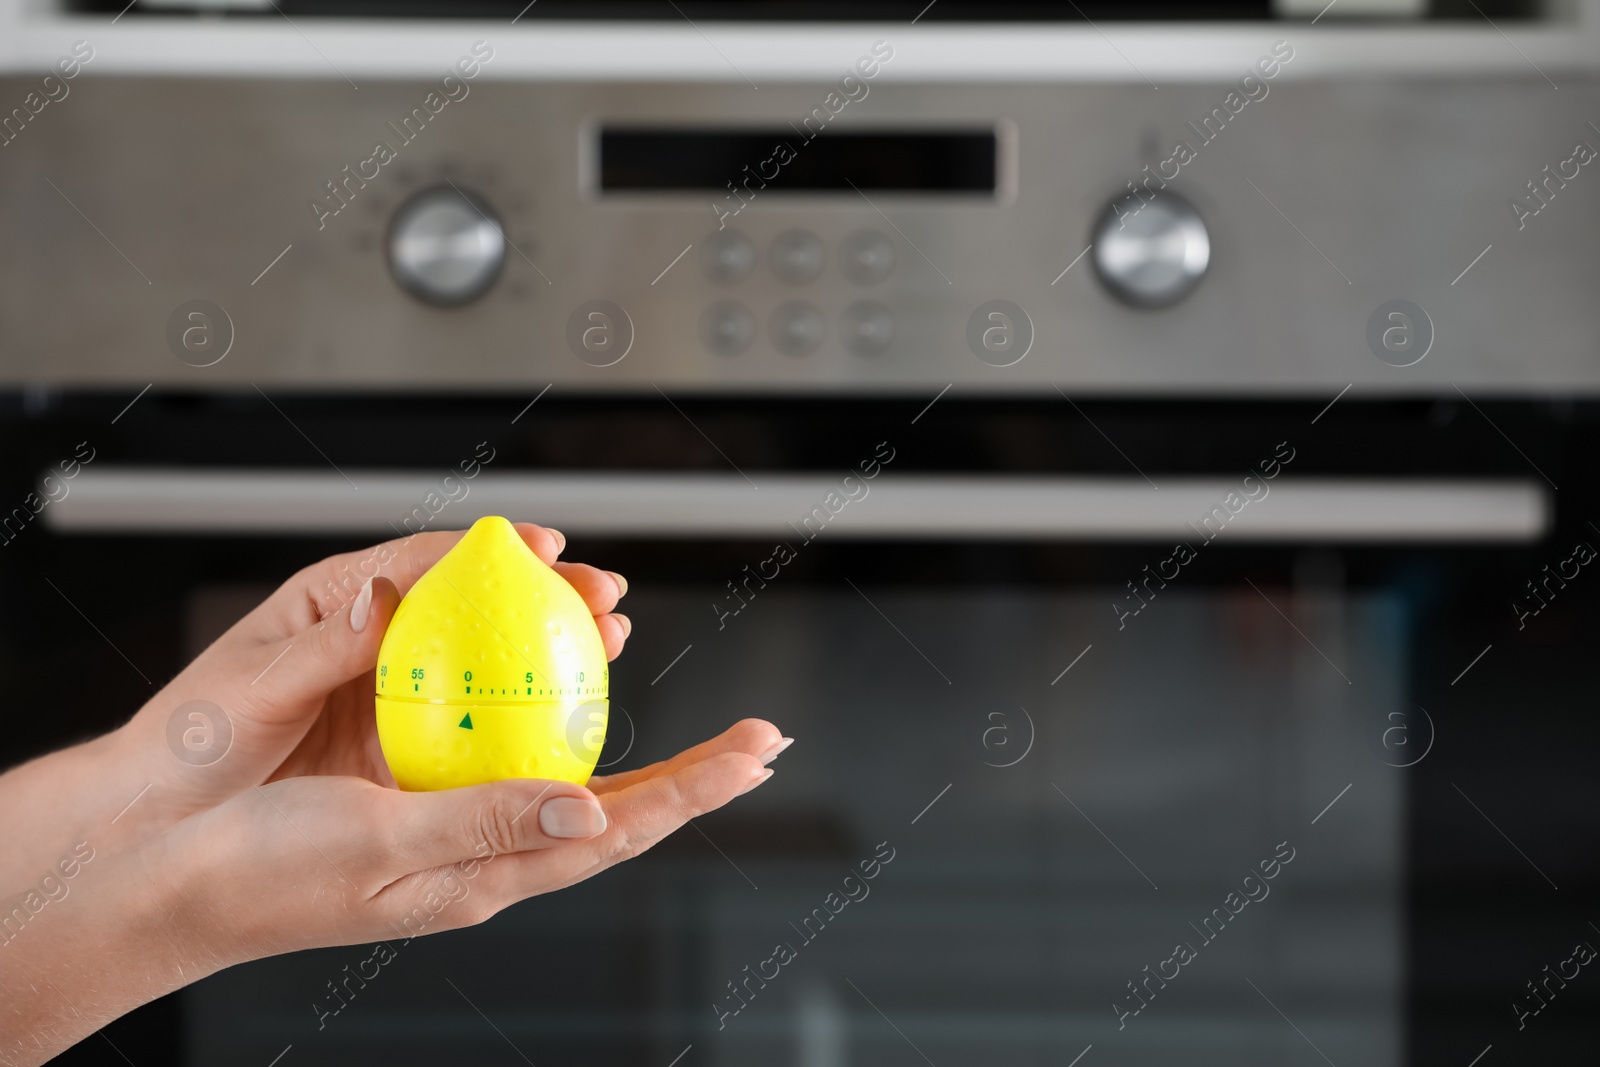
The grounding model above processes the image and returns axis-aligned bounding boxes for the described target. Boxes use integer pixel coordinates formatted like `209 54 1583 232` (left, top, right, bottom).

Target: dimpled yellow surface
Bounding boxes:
375 515 609 790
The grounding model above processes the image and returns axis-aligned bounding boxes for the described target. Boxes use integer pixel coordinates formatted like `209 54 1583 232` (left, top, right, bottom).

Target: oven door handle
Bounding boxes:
40 469 1548 542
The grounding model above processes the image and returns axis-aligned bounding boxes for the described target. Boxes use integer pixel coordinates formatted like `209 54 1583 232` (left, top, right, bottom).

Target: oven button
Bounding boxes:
703 230 755 283
769 301 825 355
386 185 506 306
839 229 895 286
839 301 894 356
1090 191 1210 308
701 300 755 356
769 230 826 285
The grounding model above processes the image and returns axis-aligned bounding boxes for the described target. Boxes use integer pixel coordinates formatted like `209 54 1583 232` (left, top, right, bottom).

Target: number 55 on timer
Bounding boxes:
375 516 609 791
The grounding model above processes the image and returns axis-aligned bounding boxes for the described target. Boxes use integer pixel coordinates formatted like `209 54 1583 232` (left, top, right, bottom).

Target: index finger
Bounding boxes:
587 718 782 796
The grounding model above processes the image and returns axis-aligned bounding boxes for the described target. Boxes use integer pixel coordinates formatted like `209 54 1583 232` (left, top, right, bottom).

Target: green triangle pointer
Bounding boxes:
458 713 473 730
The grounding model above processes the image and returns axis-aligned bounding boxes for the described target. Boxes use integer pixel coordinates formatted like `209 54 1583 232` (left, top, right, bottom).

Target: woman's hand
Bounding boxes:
0 525 789 1065
4 524 635 917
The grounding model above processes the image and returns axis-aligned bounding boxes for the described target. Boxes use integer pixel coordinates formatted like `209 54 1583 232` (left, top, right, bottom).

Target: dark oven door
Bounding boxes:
5 390 1597 1067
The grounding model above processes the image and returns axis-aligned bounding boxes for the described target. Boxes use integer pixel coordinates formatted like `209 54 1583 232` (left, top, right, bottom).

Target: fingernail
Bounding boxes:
607 570 629 597
759 737 794 766
539 796 607 839
615 614 632 639
350 579 373 633
549 528 567 554
738 768 774 796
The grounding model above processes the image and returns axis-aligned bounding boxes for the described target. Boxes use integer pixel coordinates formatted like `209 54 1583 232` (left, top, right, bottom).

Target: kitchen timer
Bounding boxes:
375 516 609 791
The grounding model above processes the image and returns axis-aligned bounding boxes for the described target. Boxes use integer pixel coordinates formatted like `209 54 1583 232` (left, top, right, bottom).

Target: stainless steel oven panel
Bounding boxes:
2 77 1597 393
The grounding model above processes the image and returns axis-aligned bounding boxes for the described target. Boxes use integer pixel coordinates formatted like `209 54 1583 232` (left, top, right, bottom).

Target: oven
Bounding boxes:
4 1 1600 1065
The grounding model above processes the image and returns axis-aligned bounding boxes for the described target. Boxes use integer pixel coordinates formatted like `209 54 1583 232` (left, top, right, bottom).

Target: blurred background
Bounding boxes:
2 1 1599 1064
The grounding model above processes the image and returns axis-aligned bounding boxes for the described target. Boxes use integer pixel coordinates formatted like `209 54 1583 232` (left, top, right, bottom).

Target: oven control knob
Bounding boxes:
387 185 506 306
1090 191 1210 308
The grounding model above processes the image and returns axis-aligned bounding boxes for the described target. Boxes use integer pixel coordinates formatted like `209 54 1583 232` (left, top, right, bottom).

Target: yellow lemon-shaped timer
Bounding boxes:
375 516 609 791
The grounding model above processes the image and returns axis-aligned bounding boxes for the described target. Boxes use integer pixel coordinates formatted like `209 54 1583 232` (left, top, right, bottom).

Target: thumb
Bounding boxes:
245 576 401 711
377 777 607 877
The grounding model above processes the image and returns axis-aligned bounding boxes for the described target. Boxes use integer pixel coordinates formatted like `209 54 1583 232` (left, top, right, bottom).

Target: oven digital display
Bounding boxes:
598 127 998 193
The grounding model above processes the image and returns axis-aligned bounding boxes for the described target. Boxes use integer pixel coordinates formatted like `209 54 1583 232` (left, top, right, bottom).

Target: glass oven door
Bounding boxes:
7 392 1595 1066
